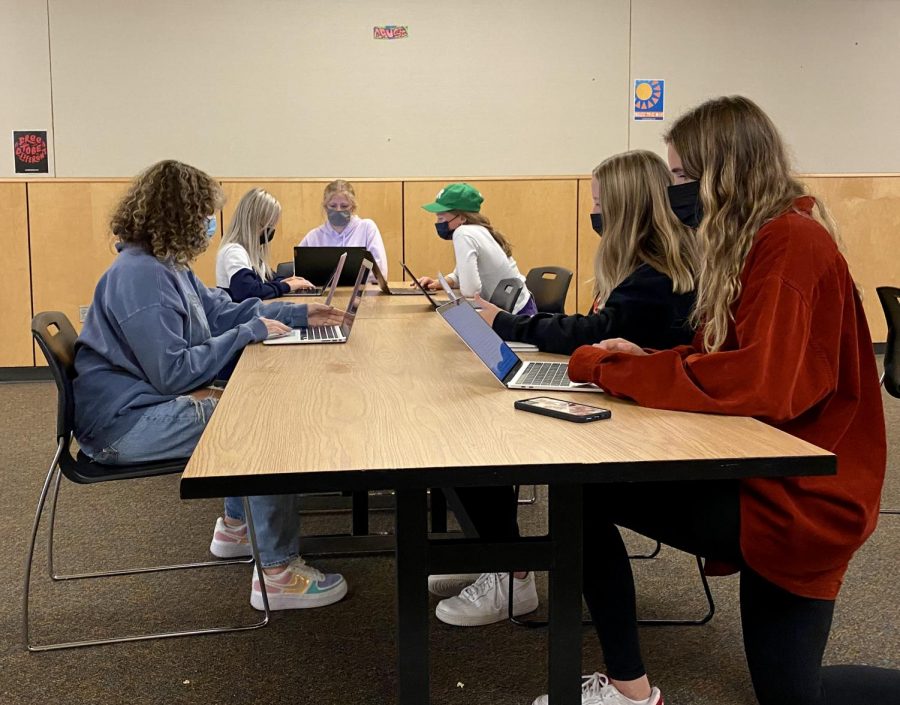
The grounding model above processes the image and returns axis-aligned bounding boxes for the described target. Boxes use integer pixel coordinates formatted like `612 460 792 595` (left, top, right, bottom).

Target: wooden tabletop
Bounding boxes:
182 293 834 498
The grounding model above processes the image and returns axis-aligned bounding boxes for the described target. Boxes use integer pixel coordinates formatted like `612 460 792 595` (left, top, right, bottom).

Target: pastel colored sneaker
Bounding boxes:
435 572 539 626
532 672 663 705
427 573 481 598
209 517 252 558
250 557 347 611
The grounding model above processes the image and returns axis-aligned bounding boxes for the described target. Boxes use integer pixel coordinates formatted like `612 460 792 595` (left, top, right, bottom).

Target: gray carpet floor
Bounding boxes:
0 379 897 705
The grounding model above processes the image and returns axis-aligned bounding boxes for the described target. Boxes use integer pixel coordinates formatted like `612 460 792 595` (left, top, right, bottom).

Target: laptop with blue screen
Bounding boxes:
436 298 601 392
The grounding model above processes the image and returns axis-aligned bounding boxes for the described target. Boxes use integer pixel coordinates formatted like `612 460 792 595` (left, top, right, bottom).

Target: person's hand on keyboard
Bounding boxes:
307 303 345 327
262 317 292 339
283 275 315 292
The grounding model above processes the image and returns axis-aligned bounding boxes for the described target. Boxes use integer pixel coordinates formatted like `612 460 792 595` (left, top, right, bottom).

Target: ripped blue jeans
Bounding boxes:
81 395 299 567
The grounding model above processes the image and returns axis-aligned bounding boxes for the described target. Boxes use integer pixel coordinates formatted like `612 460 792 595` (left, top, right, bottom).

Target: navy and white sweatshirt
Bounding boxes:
73 243 308 449
491 263 695 355
216 242 289 302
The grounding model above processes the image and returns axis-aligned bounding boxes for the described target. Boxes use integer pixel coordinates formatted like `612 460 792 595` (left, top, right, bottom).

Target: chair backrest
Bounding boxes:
525 266 573 314
31 312 79 441
877 286 900 398
489 278 524 313
275 261 293 278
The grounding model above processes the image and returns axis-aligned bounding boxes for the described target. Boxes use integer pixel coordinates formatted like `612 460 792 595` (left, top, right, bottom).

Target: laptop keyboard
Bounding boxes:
517 362 571 387
299 325 342 341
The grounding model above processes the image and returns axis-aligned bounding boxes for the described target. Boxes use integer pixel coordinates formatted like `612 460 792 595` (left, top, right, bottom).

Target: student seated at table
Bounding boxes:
416 182 537 315
429 152 698 628
73 160 349 612
533 96 899 705
297 179 388 280
476 150 697 354
216 187 314 301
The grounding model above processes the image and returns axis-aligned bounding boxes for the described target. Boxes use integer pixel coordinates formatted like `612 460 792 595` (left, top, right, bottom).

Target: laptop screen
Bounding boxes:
341 258 373 334
438 299 520 381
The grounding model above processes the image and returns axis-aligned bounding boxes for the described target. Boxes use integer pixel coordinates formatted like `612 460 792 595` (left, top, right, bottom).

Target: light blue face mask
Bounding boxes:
205 215 217 238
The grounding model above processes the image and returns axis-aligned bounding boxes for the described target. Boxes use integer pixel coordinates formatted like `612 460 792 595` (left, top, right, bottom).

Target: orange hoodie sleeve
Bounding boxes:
568 273 834 423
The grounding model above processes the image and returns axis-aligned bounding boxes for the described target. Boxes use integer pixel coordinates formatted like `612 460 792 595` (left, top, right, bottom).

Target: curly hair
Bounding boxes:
111 160 225 268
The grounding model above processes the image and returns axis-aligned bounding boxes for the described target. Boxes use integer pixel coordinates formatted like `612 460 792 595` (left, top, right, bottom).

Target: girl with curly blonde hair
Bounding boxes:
74 160 348 611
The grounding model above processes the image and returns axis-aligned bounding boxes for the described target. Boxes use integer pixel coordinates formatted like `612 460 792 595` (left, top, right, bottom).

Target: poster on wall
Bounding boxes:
633 80 664 121
13 131 49 173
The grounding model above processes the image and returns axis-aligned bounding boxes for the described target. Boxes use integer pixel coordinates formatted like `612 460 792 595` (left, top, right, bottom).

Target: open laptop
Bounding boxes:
264 259 372 346
400 261 451 309
371 261 428 296
294 246 376 286
436 298 600 392
283 251 346 300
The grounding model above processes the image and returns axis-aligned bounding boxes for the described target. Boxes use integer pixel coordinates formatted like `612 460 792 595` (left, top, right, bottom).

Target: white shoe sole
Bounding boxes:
435 594 539 627
427 574 480 598
209 539 252 559
250 579 348 611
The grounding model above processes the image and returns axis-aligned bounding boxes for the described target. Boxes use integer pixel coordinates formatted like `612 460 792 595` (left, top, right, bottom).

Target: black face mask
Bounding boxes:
667 181 703 228
590 213 604 236
434 221 455 240
259 227 275 245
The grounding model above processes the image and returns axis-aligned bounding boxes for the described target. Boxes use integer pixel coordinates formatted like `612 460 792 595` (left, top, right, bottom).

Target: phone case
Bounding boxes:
514 398 611 423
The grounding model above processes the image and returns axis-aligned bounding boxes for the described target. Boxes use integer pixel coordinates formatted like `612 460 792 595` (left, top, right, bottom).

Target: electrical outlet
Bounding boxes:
79 305 90 322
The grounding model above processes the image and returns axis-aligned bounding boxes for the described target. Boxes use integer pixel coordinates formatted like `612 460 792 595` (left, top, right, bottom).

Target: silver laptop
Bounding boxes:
283 252 347 299
436 298 600 392
372 261 428 296
264 258 372 346
400 261 451 309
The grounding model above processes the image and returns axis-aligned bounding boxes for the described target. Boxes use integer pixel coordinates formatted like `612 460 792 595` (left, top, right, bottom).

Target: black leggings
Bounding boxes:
584 480 900 704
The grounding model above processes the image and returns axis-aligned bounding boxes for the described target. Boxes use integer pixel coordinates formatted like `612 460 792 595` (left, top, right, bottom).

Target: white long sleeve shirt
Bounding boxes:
448 224 531 313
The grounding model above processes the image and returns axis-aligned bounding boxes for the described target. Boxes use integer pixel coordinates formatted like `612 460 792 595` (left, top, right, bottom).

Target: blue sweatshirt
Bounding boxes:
73 243 308 449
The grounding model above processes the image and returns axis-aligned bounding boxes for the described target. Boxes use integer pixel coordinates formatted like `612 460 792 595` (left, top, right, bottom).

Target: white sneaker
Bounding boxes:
427 573 480 598
532 672 663 705
209 517 252 558
435 572 539 626
250 557 347 611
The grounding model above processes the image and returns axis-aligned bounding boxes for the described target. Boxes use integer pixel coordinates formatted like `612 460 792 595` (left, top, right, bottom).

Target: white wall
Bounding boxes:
2 0 899 177
629 0 900 173
0 0 54 177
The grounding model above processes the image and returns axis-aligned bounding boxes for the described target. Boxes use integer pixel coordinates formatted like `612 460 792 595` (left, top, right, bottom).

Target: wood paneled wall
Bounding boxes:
0 183 33 366
2 174 898 367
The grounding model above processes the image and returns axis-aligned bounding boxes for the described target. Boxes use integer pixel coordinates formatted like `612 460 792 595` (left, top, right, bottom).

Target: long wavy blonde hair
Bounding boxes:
665 96 839 352
592 151 696 306
111 160 224 268
222 188 282 280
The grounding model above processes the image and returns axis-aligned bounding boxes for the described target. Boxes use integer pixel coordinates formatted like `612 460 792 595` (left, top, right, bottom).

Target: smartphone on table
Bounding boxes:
514 396 611 423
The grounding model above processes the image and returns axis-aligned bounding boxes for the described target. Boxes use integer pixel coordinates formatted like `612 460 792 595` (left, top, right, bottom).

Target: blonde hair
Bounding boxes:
322 179 358 214
450 211 513 257
111 160 224 268
221 188 282 280
591 151 696 307
665 95 839 352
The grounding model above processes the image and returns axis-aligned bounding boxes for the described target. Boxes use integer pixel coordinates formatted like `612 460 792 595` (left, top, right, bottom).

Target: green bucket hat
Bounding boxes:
421 182 484 213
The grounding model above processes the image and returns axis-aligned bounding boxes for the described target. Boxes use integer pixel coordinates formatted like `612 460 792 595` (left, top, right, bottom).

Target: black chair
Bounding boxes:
275 261 293 278
877 287 900 515
489 278 524 312
525 266 573 314
24 312 270 651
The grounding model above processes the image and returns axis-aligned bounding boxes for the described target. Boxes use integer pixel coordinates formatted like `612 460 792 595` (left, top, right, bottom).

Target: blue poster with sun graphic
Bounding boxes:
634 79 664 120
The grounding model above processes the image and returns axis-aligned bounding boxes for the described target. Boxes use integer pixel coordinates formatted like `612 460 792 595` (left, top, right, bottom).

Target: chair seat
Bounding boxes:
63 450 189 484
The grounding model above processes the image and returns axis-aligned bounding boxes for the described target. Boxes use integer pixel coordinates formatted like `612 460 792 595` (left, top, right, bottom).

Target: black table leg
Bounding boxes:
548 483 583 704
351 490 369 535
395 488 430 704
430 488 448 534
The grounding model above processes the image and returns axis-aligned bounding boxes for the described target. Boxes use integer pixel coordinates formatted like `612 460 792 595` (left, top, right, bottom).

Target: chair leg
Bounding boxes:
48 473 252 582
25 465 269 651
508 554 715 629
517 485 538 505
